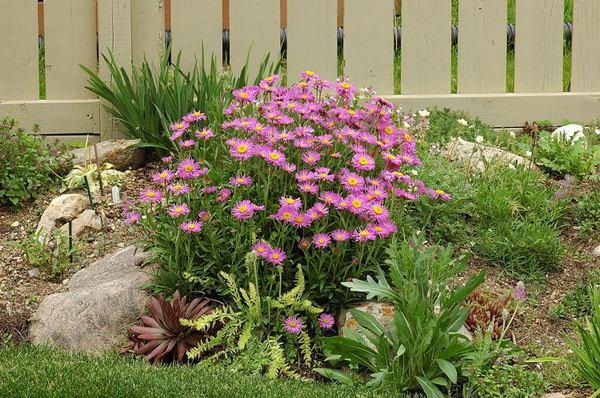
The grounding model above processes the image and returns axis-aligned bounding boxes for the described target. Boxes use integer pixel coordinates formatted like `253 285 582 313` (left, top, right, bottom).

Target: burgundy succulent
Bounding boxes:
123 290 218 363
465 288 512 339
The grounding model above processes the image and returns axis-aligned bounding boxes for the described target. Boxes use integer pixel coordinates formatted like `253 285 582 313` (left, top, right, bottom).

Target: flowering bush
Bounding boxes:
130 72 446 310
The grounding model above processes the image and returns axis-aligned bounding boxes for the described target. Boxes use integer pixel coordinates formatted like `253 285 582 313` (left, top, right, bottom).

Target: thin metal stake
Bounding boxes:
94 144 104 195
83 175 95 210
68 220 73 264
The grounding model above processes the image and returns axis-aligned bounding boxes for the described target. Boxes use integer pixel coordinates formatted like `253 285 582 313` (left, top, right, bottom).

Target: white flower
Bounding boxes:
525 150 532 157
457 118 468 126
403 121 410 129
509 131 516 138
595 129 600 136
508 164 516 170
475 135 484 144
418 109 430 118
410 169 418 176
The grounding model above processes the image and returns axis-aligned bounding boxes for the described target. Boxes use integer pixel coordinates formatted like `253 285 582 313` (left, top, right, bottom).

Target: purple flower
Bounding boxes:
266 247 287 265
124 211 141 225
252 241 271 258
152 170 174 183
140 189 163 203
513 281 527 301
168 203 190 217
216 188 232 203
180 221 202 233
177 158 202 179
230 175 253 187
168 183 191 195
331 229 351 242
351 152 376 171
232 200 263 220
283 315 304 334
313 233 331 248
195 128 214 140
318 313 335 330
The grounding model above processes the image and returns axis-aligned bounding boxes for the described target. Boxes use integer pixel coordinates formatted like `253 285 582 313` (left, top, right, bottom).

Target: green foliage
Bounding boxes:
0 118 70 206
183 257 322 378
82 50 278 154
18 229 76 280
534 132 600 178
574 188 600 238
62 163 125 192
567 287 600 396
0 345 390 398
549 269 600 320
463 332 545 398
317 239 484 397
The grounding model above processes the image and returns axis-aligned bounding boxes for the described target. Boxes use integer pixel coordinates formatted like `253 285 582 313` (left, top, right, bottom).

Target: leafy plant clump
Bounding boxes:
19 229 77 280
128 73 447 311
534 131 600 178
83 51 277 154
0 118 70 206
316 239 484 397
123 290 219 363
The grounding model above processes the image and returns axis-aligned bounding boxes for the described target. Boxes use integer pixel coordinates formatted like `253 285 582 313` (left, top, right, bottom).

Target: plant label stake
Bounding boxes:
68 220 73 264
83 175 95 210
112 186 121 204
94 144 105 195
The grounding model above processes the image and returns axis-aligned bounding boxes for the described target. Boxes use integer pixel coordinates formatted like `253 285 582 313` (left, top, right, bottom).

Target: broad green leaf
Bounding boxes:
435 358 457 384
313 368 355 386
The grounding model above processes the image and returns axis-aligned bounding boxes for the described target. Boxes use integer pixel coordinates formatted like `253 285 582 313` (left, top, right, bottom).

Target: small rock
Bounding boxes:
593 244 600 258
36 194 89 242
11 221 20 228
62 279 69 285
27 268 40 278
69 140 148 171
443 137 537 172
59 209 103 239
551 124 585 144
542 393 567 398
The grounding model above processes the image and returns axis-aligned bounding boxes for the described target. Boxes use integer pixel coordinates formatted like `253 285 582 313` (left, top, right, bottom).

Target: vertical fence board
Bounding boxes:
515 0 563 93
171 0 222 72
572 1 600 91
131 0 165 67
401 0 451 94
44 0 97 99
229 0 280 78
458 0 506 93
0 0 38 99
98 0 133 139
344 0 394 93
287 0 337 83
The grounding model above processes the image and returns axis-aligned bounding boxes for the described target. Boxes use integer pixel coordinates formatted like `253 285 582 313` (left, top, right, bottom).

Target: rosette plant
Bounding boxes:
128 71 448 311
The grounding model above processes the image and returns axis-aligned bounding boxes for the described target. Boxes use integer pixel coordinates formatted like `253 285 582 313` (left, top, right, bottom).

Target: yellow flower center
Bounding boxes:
340 82 351 89
146 192 156 197
287 103 296 109
272 253 280 259
359 157 369 165
187 224 196 229
294 215 304 223
257 247 265 253
238 205 249 213
372 205 384 215
184 165 194 172
269 153 281 160
237 144 249 154
288 320 297 326
159 173 168 178
404 133 412 143
174 208 183 213
435 189 445 195
384 126 394 134
304 70 314 76
239 92 249 99
318 238 325 244
351 199 362 208
254 125 263 131
176 123 184 129
359 230 369 236
282 212 292 220
348 178 358 186
285 198 295 204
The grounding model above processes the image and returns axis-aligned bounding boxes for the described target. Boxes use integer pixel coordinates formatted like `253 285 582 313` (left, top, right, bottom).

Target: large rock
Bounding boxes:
70 139 147 171
59 209 104 239
29 246 152 353
443 137 537 171
36 194 89 242
551 124 586 144
593 244 600 258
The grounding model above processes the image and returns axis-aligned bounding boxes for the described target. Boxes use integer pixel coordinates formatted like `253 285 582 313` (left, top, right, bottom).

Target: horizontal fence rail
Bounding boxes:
1 0 600 143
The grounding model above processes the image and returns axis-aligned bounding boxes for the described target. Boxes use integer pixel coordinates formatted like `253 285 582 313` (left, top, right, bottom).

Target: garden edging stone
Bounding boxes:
29 245 152 354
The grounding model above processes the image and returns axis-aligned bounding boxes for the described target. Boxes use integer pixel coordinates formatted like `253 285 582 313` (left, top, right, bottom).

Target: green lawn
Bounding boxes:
0 344 392 398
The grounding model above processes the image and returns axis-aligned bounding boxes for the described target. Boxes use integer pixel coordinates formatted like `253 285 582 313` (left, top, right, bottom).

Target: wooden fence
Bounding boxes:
1 0 600 143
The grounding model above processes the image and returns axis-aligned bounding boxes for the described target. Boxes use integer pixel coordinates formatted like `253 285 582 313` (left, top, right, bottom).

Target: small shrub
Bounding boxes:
123 290 218 363
18 229 76 280
574 188 600 239
316 239 485 397
0 118 70 206
534 131 600 178
549 270 600 320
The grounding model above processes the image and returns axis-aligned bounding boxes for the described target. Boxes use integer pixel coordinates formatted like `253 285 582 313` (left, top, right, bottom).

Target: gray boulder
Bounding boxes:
59 209 104 239
36 194 89 242
70 139 147 171
29 246 152 354
443 137 537 171
593 244 600 258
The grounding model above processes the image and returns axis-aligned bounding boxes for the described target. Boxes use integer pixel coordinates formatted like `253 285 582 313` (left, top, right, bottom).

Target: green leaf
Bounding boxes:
313 368 355 386
416 376 445 398
435 358 457 384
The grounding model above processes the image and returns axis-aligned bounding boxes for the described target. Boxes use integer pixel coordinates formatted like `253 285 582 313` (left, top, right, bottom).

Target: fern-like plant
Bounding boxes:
182 255 322 378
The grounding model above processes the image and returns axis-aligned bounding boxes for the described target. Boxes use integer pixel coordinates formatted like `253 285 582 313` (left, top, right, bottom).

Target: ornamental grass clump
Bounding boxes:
130 72 446 310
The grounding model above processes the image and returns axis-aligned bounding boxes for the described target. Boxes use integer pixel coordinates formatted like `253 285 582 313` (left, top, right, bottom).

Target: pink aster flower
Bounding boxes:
233 86 259 102
372 220 397 238
331 229 351 242
279 196 302 210
231 200 263 220
351 152 376 171
216 188 232 203
289 213 312 228
230 175 253 187
353 226 377 242
161 155 173 163
368 202 389 221
201 185 218 194
252 240 272 258
266 247 287 265
140 189 163 203
311 203 329 217
195 128 214 140
283 315 303 334
169 121 189 133
167 183 191 195
339 171 365 192
177 158 202 179
198 211 211 222
314 167 335 182
281 162 297 173
180 221 202 233
152 169 175 183
227 139 254 160
263 148 287 166
178 139 196 148
298 181 318 195
168 203 190 217
301 151 321 166
274 205 299 222
313 233 331 248
319 191 342 205
295 169 315 182
124 211 141 225
185 110 206 122
318 313 335 330
347 194 367 214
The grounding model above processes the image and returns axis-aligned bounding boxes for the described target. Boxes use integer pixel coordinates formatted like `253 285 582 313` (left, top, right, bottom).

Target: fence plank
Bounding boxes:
98 0 133 140
572 1 600 91
287 0 337 83
515 0 563 93
131 0 165 67
384 93 600 128
401 0 451 94
44 0 97 100
0 100 100 135
229 0 280 78
171 0 222 72
458 0 506 93
344 0 394 94
0 0 38 100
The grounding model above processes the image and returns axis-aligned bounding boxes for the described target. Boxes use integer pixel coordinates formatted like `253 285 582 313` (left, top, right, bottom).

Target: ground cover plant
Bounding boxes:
128 73 448 312
0 118 70 207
